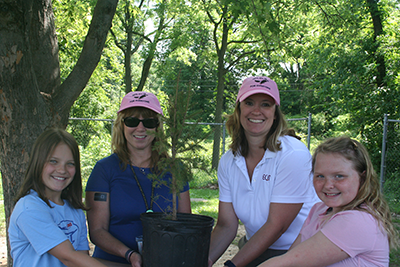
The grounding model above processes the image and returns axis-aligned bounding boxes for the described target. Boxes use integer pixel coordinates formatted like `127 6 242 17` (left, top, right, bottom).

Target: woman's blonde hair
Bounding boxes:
112 107 167 170
312 136 399 249
225 102 299 157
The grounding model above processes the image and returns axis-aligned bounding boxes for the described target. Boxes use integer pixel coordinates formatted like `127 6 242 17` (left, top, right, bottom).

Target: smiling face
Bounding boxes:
42 143 76 203
239 93 276 139
313 152 361 213
123 114 156 155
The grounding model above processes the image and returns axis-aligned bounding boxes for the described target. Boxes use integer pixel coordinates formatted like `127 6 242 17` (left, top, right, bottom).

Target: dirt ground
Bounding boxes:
0 237 6 267
0 224 245 267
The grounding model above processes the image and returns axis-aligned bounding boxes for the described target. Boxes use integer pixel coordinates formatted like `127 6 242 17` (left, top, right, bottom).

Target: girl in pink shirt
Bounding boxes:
258 136 398 267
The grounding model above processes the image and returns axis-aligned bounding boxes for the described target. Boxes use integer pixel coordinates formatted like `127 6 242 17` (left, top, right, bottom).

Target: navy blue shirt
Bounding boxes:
86 153 189 263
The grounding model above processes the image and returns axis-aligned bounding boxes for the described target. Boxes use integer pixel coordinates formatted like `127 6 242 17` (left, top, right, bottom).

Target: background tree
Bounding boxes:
110 0 146 93
155 0 218 122
199 0 265 169
0 1 118 265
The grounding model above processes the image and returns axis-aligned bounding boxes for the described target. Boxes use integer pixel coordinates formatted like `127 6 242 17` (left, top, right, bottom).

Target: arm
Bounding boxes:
178 190 192 213
86 191 141 267
49 240 108 267
257 231 349 267
208 201 239 265
288 234 301 250
230 202 303 267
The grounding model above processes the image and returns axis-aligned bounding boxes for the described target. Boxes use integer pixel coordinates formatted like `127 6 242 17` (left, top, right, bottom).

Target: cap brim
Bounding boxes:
237 90 279 106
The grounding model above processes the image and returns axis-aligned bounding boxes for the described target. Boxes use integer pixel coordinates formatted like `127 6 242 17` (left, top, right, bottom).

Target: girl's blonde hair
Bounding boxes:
112 107 167 170
225 102 299 157
312 136 399 249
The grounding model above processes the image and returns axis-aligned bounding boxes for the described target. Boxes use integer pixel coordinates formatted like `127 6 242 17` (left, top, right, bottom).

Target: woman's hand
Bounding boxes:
130 251 142 267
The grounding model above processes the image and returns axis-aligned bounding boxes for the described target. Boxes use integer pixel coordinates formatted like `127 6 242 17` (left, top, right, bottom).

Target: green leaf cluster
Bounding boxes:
149 79 211 219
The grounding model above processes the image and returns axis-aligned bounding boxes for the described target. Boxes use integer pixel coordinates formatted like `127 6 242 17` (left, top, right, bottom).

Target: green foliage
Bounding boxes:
384 172 400 213
66 120 114 199
390 218 400 266
190 168 218 189
149 80 211 219
0 180 6 237
54 0 95 81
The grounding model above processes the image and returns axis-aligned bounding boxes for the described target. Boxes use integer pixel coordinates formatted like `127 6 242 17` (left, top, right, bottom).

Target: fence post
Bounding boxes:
222 121 226 155
111 121 114 154
380 114 388 191
307 113 312 150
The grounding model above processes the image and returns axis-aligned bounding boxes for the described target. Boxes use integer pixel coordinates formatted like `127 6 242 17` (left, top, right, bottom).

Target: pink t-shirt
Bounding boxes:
300 202 389 267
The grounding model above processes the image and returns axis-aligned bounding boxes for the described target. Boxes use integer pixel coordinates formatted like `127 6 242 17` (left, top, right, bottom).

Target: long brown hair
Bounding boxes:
225 102 300 157
112 107 167 170
312 136 399 249
15 128 86 210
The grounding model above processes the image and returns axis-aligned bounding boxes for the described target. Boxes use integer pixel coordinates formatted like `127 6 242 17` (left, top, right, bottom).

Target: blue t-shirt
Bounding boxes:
8 190 89 267
86 153 189 263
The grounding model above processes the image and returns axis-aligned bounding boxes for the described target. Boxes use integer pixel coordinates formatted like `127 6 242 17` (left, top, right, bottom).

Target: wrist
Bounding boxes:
125 249 135 263
224 260 236 267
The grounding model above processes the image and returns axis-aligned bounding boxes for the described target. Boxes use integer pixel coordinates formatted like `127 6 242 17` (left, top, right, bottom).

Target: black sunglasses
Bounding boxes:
123 117 159 128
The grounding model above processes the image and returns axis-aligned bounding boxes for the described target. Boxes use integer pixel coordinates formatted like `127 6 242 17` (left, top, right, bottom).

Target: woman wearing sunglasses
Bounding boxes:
85 91 192 267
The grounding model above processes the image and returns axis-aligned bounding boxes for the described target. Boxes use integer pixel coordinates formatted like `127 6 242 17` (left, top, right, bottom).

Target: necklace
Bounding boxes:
129 160 154 213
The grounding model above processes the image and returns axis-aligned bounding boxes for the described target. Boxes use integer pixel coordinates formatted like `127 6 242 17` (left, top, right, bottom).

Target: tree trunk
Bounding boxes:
125 30 133 93
211 14 229 170
0 1 118 265
366 0 386 86
136 0 167 92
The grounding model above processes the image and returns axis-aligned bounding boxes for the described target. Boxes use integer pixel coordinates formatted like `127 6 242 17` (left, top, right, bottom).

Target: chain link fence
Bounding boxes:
67 114 312 186
380 114 400 199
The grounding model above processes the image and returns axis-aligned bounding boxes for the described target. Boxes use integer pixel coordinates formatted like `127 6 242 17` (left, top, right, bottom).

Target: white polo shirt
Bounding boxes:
218 135 319 250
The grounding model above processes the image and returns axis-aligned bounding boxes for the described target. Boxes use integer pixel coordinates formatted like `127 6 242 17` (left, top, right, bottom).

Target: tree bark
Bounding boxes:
366 0 386 86
0 0 118 265
136 0 167 92
211 14 229 169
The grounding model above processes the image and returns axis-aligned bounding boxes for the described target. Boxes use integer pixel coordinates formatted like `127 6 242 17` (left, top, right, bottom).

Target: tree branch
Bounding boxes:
55 0 119 116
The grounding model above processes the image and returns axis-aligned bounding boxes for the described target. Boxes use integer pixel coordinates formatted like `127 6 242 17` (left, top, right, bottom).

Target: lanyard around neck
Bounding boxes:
129 161 154 213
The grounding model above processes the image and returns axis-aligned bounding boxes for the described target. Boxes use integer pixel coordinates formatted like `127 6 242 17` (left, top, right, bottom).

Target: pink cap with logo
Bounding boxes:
236 76 280 106
118 91 163 115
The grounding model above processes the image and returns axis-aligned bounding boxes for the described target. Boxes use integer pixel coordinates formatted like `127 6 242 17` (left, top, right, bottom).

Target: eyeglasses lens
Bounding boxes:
123 117 158 128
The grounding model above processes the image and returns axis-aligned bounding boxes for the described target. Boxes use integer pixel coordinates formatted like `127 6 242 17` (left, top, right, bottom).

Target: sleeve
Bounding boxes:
75 210 90 251
16 208 68 256
86 161 111 192
300 203 320 231
299 202 325 241
321 211 379 257
270 147 314 203
217 153 232 203
182 182 190 192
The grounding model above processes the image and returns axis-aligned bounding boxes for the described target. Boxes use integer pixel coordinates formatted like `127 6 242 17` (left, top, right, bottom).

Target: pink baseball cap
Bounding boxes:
236 76 280 106
118 91 163 115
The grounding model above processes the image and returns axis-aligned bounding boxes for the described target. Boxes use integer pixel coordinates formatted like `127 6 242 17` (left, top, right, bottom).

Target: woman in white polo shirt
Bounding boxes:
208 76 319 267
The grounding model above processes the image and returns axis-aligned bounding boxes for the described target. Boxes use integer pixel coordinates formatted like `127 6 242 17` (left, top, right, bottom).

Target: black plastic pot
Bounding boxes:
140 212 214 267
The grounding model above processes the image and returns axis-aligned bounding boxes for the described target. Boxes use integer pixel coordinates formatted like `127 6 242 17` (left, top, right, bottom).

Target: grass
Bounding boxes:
190 188 219 220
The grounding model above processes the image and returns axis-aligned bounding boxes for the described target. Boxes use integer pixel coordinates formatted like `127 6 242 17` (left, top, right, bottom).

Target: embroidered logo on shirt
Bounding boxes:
262 174 271 181
58 220 79 244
